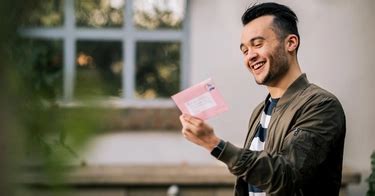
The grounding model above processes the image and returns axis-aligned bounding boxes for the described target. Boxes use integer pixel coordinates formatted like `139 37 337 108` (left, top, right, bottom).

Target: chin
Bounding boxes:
254 74 268 85
255 77 266 85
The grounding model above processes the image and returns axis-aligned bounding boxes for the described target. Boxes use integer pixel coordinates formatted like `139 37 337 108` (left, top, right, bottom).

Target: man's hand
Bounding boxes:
179 114 220 151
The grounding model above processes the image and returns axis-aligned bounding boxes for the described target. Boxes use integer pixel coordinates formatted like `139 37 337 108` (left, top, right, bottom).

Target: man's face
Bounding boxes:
240 15 289 86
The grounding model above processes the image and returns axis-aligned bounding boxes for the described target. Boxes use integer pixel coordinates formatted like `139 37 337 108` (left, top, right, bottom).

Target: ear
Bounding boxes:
285 34 299 52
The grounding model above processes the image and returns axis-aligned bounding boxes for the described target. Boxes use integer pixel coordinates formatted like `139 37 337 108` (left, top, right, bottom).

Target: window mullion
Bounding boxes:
123 0 135 100
134 31 183 41
181 0 191 90
63 0 76 102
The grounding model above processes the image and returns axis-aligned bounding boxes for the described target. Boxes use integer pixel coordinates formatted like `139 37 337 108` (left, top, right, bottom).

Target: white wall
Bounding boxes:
82 1 375 195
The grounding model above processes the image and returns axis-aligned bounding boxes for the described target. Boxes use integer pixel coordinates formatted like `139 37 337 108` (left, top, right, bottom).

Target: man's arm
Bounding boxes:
179 96 345 194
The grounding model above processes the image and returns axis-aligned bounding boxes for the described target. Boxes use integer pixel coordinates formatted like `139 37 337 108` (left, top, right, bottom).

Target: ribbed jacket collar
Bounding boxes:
264 73 310 108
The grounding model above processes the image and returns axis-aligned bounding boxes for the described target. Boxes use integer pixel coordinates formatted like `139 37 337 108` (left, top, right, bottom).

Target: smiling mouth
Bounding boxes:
251 61 266 70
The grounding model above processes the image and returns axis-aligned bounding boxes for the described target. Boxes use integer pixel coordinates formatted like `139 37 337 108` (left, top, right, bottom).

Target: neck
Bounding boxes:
267 61 302 99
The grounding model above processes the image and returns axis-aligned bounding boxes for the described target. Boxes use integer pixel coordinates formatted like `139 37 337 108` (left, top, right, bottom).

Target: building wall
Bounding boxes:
82 0 375 195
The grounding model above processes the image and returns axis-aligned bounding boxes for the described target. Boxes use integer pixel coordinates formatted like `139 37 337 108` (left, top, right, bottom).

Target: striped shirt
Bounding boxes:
248 97 279 196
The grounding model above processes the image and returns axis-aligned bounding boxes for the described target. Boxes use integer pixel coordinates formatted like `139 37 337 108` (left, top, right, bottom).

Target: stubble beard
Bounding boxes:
256 43 290 86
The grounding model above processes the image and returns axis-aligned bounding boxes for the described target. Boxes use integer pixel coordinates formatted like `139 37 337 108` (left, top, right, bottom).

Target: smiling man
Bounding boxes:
179 2 346 196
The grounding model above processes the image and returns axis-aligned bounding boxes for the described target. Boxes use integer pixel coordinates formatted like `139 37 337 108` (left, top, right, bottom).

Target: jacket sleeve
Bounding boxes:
217 96 346 195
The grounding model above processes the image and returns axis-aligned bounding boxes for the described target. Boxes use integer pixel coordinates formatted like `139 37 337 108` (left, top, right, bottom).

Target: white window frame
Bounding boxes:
19 0 190 108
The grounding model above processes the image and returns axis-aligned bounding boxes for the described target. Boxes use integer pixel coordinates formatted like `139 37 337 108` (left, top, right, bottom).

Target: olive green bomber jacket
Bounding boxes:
217 74 346 196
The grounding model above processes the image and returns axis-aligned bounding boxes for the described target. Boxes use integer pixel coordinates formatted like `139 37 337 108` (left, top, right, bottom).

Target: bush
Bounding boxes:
368 151 375 196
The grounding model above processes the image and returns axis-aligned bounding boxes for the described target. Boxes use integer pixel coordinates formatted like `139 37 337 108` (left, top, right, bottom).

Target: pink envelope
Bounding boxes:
171 78 229 120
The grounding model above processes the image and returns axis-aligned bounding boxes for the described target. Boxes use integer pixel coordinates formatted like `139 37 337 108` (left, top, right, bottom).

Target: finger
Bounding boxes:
182 114 204 127
180 114 198 130
181 126 196 140
181 127 194 138
179 115 192 130
179 114 186 123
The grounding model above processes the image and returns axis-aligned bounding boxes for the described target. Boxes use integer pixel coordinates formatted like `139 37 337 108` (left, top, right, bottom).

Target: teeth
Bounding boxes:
253 62 265 70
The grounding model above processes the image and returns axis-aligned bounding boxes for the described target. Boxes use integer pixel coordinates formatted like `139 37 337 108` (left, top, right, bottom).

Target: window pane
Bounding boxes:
23 0 64 27
133 0 186 30
26 39 63 99
136 42 180 99
75 41 123 99
75 0 125 28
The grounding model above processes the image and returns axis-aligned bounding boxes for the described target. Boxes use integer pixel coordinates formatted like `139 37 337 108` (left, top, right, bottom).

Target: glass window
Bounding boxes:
75 0 125 28
23 0 64 27
135 42 180 99
25 39 63 99
75 41 123 98
20 0 188 104
133 0 186 30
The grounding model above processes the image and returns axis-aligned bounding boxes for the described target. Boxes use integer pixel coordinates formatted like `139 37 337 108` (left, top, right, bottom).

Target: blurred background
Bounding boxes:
0 0 374 196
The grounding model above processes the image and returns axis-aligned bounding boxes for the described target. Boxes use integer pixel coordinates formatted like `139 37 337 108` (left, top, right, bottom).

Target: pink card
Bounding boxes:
171 78 229 120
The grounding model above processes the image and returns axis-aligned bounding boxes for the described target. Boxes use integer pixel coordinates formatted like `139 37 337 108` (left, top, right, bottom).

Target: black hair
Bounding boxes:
242 2 300 50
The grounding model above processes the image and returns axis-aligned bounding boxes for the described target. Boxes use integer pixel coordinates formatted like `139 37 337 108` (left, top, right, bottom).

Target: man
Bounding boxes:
179 2 346 196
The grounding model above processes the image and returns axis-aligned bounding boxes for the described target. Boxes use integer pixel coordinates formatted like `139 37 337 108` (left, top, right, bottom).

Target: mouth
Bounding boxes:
251 61 266 70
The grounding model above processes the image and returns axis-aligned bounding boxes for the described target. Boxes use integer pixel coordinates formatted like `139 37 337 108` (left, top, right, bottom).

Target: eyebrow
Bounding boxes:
240 36 265 50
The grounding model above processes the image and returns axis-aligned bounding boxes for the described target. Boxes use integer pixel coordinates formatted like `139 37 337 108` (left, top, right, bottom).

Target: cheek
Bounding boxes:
258 47 270 57
243 56 249 68
261 49 275 65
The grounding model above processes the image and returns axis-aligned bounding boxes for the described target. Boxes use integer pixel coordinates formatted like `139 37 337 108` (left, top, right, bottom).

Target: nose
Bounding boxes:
248 49 258 61
245 49 258 67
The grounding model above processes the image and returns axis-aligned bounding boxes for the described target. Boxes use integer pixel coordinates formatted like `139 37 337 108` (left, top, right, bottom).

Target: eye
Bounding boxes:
240 46 248 55
254 42 263 48
251 39 264 48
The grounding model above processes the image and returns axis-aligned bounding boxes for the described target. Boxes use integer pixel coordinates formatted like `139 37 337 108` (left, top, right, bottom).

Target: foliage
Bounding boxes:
75 40 123 98
368 151 375 196
136 42 180 99
17 39 63 100
0 1 103 195
22 0 64 27
0 0 184 194
134 7 183 30
75 0 124 28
